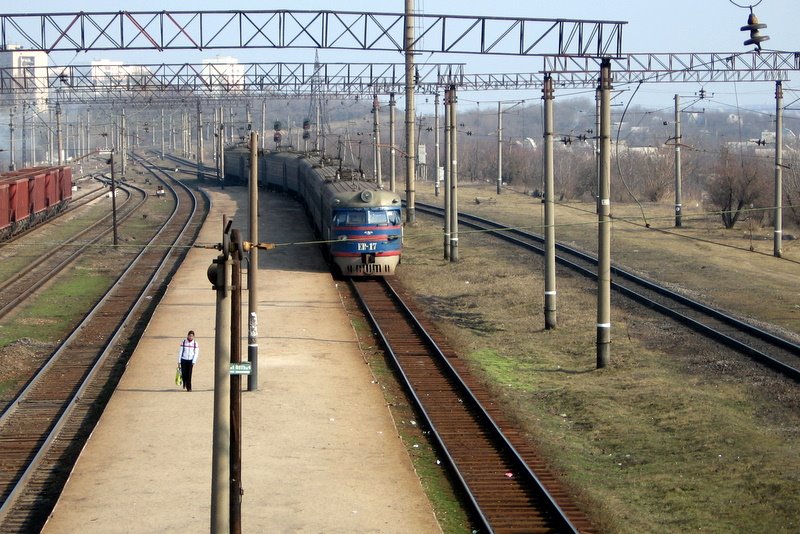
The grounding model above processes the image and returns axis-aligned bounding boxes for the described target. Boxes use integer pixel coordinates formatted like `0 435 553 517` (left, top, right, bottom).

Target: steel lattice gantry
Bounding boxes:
0 62 466 100
1 52 795 105
542 51 799 83
0 10 624 56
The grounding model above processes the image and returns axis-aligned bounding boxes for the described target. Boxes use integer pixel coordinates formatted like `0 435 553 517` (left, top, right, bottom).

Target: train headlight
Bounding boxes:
360 190 373 203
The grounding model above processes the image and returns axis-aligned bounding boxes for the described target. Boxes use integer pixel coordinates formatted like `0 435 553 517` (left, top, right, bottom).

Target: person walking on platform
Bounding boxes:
178 330 199 391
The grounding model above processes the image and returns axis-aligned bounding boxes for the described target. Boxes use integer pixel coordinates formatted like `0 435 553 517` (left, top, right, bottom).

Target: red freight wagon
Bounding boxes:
59 167 73 203
44 169 59 208
30 172 47 217
0 165 73 240
0 183 10 238
9 177 31 226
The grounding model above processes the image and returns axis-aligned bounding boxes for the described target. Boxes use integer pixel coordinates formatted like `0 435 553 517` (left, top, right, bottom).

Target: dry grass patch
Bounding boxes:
396 208 800 533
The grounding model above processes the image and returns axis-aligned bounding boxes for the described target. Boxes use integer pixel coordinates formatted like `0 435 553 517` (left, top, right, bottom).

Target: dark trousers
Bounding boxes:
180 359 194 391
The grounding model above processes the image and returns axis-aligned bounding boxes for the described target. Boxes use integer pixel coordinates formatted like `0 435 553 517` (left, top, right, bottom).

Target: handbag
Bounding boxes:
175 364 183 386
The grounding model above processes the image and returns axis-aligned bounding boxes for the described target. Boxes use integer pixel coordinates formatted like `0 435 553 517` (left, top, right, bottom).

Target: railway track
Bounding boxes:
0 154 208 533
0 183 141 321
415 202 800 382
351 277 593 533
0 178 108 244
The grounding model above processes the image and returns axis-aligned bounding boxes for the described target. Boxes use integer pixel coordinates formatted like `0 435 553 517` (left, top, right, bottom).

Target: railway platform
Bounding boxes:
42 186 440 533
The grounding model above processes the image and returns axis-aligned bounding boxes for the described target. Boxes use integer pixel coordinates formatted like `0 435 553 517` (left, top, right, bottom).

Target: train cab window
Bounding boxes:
369 210 389 226
334 210 367 226
387 209 401 226
367 209 401 226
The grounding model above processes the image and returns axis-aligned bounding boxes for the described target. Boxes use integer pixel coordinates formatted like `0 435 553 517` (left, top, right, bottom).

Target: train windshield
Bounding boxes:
334 209 401 226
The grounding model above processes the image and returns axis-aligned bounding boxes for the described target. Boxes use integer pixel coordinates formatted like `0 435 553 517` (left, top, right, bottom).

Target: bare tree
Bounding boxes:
706 148 769 229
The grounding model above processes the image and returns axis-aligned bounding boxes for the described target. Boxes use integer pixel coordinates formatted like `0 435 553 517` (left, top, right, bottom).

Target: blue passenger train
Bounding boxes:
224 148 402 276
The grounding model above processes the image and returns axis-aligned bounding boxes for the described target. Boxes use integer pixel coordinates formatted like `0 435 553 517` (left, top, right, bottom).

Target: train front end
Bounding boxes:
330 189 403 276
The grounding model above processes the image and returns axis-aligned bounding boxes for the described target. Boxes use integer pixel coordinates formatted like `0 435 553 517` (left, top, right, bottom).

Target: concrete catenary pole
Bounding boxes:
210 219 232 533
543 75 557 330
596 59 612 369
497 101 503 194
449 85 459 262
774 80 783 258
404 0 417 223
110 152 119 246
373 95 382 188
8 107 15 171
434 92 440 197
443 88 451 260
248 132 259 391
674 94 683 227
160 108 165 159
219 108 225 188
120 109 126 177
56 103 63 166
595 88 601 214
261 99 267 151
230 229 242 534
86 110 91 155
47 106 53 164
389 92 397 192
21 103 27 168
197 100 205 181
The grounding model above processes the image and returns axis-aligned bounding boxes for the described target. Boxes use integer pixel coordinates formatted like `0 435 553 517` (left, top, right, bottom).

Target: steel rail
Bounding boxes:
0 184 139 318
414 201 800 382
0 155 201 529
351 277 582 533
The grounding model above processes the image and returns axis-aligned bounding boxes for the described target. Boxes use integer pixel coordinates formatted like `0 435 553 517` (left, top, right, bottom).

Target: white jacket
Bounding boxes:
178 339 199 363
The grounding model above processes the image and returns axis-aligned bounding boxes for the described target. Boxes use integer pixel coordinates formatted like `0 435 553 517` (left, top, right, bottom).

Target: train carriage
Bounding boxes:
224 147 402 276
0 166 73 240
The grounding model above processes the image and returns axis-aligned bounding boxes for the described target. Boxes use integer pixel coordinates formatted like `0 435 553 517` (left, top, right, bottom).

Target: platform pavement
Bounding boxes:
43 186 441 533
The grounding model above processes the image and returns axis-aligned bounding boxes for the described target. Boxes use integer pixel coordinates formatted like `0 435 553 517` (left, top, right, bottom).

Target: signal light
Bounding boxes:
741 12 769 51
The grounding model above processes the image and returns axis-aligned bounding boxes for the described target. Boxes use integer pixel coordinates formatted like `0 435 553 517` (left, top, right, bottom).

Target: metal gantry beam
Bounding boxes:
0 10 625 57
0 62 465 96
2 52 793 107
542 51 799 83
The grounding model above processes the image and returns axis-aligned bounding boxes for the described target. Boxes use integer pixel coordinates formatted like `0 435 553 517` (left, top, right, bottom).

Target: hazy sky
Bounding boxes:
4 1 798 112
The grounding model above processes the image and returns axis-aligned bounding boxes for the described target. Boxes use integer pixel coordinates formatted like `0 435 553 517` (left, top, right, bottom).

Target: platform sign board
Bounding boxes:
230 362 252 375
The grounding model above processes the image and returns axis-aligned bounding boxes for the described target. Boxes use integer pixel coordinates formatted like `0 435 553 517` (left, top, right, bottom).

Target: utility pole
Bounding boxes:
389 92 397 192
774 80 783 258
120 109 126 177
543 75 557 330
56 102 63 166
449 85 459 263
8 107 15 171
21 102 28 168
443 88 451 260
109 151 119 246
595 88 601 214
434 92 440 197
47 106 53 165
209 218 233 534
86 110 91 156
404 0 417 223
261 100 267 151
161 108 165 159
596 59 612 369
230 228 242 534
674 94 683 227
497 101 503 195
219 108 226 188
197 100 205 181
372 95 382 188
248 131 259 391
